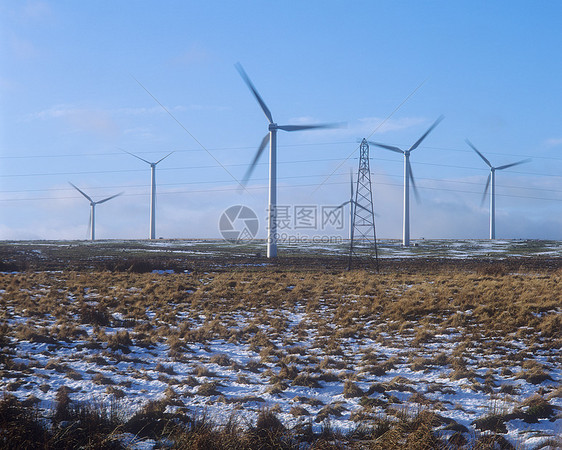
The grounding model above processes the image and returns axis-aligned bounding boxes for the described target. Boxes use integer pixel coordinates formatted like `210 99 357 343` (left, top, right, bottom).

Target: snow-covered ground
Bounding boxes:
9 238 562 259
0 240 560 448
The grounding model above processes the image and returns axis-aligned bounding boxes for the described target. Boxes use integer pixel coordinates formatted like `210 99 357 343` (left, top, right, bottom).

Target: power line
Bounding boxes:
2 169 562 196
0 157 352 178
2 140 560 161
1 154 561 180
1 177 560 203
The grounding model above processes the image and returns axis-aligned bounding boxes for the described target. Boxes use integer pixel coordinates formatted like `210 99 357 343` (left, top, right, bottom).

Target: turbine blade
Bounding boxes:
481 173 491 206
241 133 270 186
96 192 123 205
409 115 444 152
121 148 152 165
466 139 492 168
408 160 421 203
367 141 404 154
352 201 371 214
277 122 342 132
496 158 530 171
235 63 274 124
155 151 174 165
69 182 93 203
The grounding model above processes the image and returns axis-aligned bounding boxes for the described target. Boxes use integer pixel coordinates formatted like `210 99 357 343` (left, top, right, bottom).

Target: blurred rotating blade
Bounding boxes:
235 63 273 124
69 182 93 203
121 149 152 165
408 159 420 203
155 152 174 165
241 133 270 187
496 159 530 171
368 141 404 154
466 139 492 168
409 115 444 152
481 173 491 205
277 123 340 132
97 192 123 205
354 202 371 214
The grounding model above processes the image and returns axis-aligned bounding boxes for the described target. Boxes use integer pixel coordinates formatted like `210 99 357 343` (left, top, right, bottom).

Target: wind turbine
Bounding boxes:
368 116 444 246
69 183 122 241
465 140 529 240
338 170 356 240
338 169 372 240
236 63 339 258
123 150 173 240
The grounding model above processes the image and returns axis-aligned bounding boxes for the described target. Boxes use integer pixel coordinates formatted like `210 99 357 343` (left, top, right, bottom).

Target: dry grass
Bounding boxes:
0 255 560 448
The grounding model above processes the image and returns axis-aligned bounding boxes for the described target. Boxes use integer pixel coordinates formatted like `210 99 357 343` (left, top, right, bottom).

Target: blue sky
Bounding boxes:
1 0 561 240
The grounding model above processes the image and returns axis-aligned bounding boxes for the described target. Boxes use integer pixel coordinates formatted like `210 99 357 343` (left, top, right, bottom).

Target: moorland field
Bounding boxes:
0 240 560 449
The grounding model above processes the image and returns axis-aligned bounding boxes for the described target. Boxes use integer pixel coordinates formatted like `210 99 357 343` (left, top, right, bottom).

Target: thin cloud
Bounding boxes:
8 33 39 60
114 106 187 116
27 104 221 121
316 116 428 141
22 1 53 21
24 105 119 138
187 104 230 112
357 116 427 135
170 43 213 66
544 137 562 148
26 104 75 120
122 127 156 139
67 110 119 138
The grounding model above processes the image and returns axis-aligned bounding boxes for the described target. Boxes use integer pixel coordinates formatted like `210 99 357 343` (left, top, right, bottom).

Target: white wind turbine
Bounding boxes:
236 63 339 258
339 170 356 240
337 169 372 240
368 116 444 246
466 140 530 240
123 150 173 240
69 183 122 241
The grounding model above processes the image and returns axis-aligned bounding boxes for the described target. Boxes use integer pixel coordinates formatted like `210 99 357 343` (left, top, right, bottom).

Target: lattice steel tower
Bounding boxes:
348 139 379 270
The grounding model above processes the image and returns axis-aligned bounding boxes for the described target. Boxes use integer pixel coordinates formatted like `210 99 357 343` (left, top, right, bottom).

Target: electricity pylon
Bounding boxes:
348 139 379 270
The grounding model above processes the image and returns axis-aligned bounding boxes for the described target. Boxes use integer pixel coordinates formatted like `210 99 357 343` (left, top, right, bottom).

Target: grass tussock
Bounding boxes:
0 395 467 449
0 255 560 448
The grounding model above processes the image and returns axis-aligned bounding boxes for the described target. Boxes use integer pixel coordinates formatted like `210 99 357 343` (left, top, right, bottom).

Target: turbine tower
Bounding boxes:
368 116 444 246
466 140 529 239
124 150 173 240
236 63 338 258
69 183 122 241
338 169 357 241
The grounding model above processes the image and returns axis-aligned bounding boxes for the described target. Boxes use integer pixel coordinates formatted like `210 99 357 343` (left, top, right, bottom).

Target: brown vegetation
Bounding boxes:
0 247 560 448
